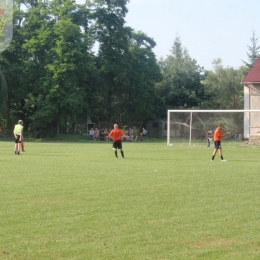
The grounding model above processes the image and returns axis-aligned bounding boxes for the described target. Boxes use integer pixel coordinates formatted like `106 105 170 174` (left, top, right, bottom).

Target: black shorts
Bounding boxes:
214 141 221 149
14 135 21 143
113 140 122 149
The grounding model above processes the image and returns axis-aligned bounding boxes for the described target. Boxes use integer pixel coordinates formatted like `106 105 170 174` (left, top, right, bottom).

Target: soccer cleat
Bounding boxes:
221 159 227 162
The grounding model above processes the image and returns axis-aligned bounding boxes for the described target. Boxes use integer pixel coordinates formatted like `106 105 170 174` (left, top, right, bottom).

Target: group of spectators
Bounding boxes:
89 128 110 141
123 128 135 141
88 127 148 141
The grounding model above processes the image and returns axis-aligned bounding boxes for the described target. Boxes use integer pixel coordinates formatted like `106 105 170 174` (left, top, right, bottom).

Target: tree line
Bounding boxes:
0 0 258 137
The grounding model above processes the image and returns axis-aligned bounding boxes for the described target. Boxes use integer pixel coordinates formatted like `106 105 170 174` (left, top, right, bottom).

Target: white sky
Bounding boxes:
77 0 260 70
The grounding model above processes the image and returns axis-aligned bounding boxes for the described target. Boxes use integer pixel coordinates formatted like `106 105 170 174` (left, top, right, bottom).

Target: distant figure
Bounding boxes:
99 128 105 140
94 128 99 140
211 124 230 162
207 130 214 147
128 128 134 141
140 127 148 141
13 120 24 155
108 124 125 159
89 128 94 140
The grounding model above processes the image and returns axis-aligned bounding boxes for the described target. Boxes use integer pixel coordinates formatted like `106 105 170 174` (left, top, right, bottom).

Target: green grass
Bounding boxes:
1 140 260 259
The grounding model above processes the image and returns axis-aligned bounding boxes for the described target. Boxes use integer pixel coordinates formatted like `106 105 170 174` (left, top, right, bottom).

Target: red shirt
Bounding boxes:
109 128 124 141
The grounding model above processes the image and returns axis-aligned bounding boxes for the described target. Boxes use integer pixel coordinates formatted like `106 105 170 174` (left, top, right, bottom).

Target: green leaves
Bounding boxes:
159 36 205 109
203 61 245 109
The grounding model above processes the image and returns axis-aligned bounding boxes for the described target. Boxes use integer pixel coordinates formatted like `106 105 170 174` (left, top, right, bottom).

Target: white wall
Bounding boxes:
244 85 250 138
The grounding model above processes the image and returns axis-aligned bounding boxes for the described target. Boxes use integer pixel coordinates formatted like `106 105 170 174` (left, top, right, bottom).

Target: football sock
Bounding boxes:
115 151 118 158
121 150 124 158
211 156 215 160
221 156 224 160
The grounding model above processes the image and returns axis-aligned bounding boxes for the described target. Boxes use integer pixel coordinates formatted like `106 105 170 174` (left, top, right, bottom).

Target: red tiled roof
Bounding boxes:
242 55 260 83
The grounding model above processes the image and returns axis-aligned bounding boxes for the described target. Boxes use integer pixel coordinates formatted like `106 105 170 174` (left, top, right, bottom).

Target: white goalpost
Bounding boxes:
167 109 260 146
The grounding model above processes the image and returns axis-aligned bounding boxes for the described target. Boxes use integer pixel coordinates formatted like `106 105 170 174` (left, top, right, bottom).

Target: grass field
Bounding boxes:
1 139 260 260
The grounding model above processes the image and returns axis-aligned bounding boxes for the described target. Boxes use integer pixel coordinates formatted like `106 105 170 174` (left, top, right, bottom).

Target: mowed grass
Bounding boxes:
1 140 260 260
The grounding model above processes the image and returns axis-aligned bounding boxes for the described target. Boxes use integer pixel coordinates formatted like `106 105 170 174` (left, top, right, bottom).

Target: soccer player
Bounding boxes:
108 124 125 159
211 124 230 162
13 120 24 155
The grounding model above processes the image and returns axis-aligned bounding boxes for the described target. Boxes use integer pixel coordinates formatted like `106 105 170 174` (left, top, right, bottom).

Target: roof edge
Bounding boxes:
242 82 260 84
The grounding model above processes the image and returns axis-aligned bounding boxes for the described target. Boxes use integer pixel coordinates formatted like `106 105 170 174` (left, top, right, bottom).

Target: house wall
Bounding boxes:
248 134 260 145
244 83 260 142
244 85 250 138
249 84 260 135
146 120 165 138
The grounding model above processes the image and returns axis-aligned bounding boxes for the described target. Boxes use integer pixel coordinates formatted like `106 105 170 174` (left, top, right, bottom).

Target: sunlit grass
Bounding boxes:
1 140 260 259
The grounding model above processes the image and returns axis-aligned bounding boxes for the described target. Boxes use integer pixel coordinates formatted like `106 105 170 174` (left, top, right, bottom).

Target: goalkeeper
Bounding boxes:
211 124 230 162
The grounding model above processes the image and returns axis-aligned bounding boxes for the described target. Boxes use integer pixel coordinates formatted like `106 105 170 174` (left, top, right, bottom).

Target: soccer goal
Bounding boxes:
167 109 260 146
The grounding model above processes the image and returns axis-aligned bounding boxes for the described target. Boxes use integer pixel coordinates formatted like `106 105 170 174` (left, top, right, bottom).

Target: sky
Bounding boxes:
125 0 260 70
76 0 260 70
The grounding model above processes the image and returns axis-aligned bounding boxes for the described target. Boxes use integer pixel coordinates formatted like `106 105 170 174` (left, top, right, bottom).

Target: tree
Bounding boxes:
0 66 8 123
242 30 260 67
92 0 131 127
21 0 97 136
119 31 162 127
202 59 245 109
0 0 27 129
92 0 162 128
0 0 163 135
158 36 205 109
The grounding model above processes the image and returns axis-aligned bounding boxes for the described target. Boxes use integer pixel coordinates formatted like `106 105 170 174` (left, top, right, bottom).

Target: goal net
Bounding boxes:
167 110 260 146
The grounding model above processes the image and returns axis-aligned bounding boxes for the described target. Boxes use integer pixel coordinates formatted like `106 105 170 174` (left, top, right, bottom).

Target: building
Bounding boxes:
241 55 260 144
146 120 166 138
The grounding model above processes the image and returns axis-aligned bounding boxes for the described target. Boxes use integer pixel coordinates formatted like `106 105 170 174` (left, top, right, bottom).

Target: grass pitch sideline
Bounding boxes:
1 140 260 260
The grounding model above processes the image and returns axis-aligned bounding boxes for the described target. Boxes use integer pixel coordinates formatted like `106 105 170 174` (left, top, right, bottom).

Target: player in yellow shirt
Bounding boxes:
13 120 24 155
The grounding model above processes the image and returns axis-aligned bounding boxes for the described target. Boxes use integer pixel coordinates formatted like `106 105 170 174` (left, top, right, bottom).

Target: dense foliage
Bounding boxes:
0 0 251 137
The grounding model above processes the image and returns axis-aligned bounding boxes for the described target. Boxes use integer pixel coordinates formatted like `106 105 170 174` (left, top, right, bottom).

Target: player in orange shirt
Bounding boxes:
211 124 230 162
108 124 125 159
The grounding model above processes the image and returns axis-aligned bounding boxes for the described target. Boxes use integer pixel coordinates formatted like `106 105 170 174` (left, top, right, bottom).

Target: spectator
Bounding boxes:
89 128 94 140
103 128 109 141
140 127 148 141
99 128 105 141
129 128 134 139
124 128 134 141
94 128 99 140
